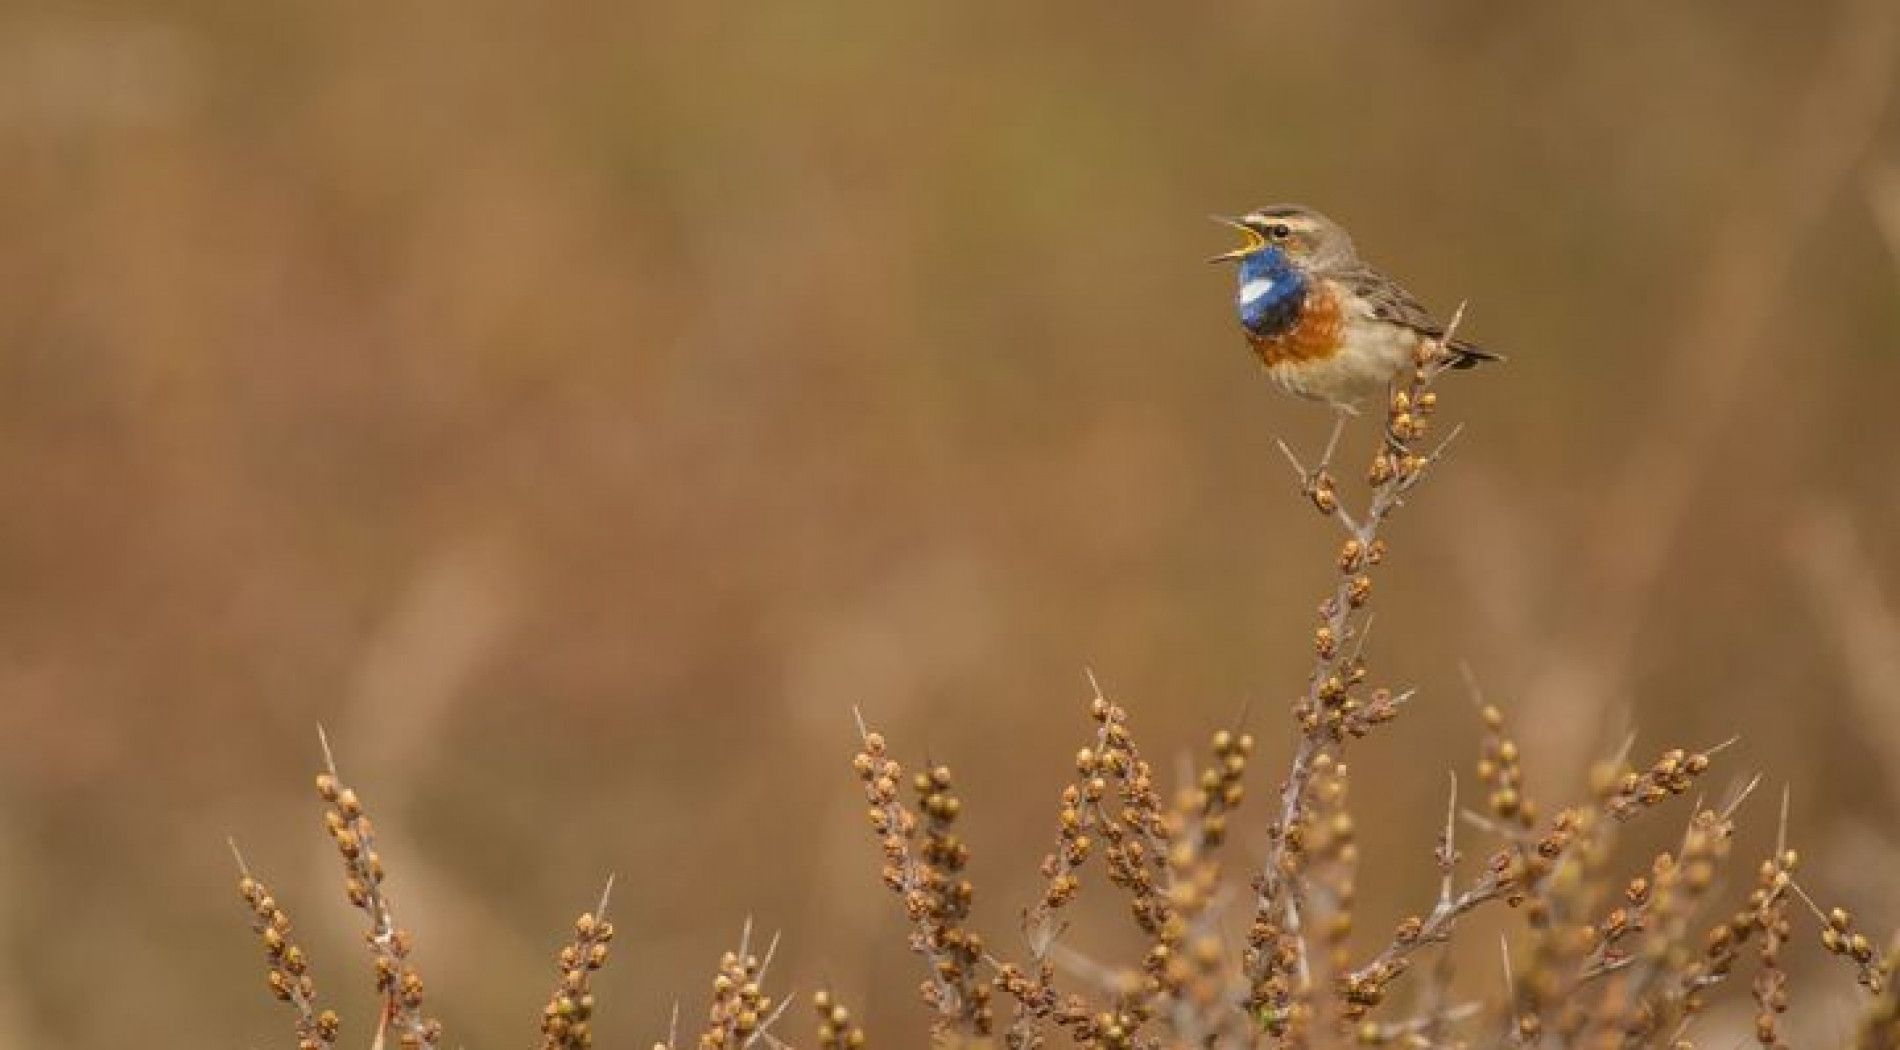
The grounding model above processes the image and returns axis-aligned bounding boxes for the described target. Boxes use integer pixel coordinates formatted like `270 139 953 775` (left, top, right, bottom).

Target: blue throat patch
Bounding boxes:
1235 247 1307 339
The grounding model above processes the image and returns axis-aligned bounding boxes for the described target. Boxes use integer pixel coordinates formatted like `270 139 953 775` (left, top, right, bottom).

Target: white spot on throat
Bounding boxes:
1238 277 1277 306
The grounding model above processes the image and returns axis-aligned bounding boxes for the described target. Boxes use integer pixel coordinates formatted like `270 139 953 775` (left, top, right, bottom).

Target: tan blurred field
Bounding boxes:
1 1 1898 1046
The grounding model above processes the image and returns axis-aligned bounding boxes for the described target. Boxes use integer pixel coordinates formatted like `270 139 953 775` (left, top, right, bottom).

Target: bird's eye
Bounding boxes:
1267 223 1292 240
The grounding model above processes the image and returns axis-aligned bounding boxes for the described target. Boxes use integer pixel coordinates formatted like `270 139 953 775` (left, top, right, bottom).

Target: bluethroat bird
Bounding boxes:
1209 205 1500 412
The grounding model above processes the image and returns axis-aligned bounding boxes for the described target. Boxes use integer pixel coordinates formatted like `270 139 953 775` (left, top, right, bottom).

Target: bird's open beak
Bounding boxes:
1206 216 1265 263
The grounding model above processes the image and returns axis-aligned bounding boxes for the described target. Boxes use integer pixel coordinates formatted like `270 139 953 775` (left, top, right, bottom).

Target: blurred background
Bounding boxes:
2 1 1898 1046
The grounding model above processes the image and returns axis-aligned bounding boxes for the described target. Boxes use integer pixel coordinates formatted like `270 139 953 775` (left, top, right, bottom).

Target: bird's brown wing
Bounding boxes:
1335 264 1501 366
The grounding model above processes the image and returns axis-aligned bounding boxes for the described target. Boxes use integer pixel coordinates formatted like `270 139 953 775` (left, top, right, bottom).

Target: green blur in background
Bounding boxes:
1 1 1897 1046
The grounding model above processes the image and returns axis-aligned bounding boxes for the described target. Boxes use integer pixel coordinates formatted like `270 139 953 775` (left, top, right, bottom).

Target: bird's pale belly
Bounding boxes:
1249 290 1418 408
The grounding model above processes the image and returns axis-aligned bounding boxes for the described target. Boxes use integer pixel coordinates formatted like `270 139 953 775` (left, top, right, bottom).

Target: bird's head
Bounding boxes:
1207 205 1357 270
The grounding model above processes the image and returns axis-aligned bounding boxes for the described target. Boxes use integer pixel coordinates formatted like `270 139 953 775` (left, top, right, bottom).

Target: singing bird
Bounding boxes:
1209 205 1499 410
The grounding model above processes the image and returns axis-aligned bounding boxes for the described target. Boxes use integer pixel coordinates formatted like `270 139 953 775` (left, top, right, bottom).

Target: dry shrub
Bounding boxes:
233 336 1898 1049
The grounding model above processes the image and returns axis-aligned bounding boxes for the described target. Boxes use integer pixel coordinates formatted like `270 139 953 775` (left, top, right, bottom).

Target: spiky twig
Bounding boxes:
231 839 341 1050
313 727 440 1050
538 876 618 1050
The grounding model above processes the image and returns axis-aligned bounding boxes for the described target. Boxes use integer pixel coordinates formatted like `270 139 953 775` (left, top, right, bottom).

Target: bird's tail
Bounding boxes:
1446 338 1503 369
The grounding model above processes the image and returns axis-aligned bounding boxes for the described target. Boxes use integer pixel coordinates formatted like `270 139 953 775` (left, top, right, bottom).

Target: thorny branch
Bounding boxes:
1247 325 1471 1024
314 726 441 1050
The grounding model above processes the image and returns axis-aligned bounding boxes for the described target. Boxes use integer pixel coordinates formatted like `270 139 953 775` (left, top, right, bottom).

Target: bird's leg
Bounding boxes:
1317 410 1349 476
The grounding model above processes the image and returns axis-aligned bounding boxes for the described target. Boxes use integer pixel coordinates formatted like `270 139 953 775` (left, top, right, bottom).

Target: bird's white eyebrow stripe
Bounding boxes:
1238 277 1277 305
